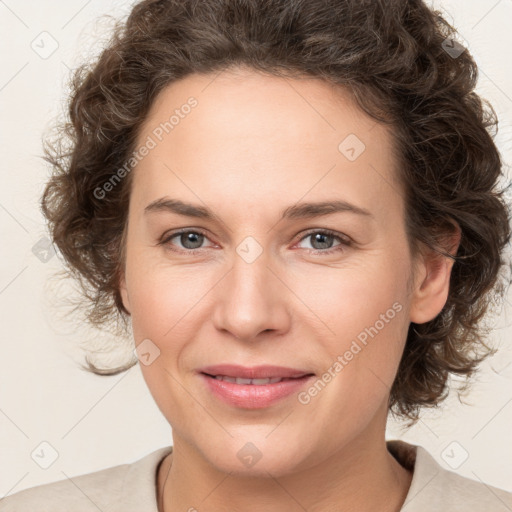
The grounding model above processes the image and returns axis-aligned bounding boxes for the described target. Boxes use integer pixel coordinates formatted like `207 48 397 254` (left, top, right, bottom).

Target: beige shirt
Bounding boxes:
1 440 511 511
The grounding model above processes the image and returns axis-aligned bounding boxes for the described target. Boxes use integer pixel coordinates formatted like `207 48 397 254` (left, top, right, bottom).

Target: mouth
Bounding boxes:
201 373 313 385
197 365 316 409
197 363 315 381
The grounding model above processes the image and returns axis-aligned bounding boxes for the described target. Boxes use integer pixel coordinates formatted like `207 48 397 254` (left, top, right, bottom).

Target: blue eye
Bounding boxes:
159 228 350 255
296 230 350 254
160 229 212 253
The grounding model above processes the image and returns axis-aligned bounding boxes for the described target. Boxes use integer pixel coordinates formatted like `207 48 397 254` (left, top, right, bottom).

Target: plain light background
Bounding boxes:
0 0 511 499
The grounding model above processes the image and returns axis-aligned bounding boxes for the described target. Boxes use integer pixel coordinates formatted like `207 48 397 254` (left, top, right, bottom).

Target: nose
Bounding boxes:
211 250 292 342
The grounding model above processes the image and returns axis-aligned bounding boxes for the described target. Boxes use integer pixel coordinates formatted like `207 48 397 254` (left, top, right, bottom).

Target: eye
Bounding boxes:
160 229 215 253
159 228 351 255
295 229 350 254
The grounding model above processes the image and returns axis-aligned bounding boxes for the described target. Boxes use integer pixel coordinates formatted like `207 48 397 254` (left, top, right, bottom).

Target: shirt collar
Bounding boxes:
388 440 445 511
113 445 173 512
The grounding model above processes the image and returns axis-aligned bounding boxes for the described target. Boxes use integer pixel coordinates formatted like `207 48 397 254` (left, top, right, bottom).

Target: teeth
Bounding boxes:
253 377 284 384
213 375 286 385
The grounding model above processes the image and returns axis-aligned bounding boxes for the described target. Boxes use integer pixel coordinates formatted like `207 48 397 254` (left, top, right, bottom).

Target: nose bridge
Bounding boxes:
212 244 290 341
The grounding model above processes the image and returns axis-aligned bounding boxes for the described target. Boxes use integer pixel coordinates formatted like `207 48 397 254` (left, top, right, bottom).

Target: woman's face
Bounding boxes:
120 68 445 476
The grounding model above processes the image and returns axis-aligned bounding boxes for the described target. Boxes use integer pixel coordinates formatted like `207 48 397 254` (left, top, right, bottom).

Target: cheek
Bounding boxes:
125 258 202 418
293 260 408 343
326 297 407 397
294 254 411 393
125 250 210 343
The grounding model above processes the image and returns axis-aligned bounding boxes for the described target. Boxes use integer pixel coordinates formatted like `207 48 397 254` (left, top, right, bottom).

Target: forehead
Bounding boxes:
140 67 380 149
131 68 403 224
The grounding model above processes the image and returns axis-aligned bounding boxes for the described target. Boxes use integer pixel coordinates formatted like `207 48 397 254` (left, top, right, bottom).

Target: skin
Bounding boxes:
119 67 460 512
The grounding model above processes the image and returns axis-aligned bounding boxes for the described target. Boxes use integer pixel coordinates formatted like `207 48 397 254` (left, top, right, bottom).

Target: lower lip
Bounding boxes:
200 373 314 409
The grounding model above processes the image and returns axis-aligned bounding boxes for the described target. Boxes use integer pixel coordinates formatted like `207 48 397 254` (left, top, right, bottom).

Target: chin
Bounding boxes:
199 436 310 478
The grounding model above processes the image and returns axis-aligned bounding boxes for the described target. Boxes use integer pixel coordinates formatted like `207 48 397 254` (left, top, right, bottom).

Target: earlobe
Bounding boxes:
409 224 461 324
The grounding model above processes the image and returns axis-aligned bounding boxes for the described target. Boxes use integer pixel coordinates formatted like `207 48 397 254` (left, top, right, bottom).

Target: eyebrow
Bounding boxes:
144 197 373 221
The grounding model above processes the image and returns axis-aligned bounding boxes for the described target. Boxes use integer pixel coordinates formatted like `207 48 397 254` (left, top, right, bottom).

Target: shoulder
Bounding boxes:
0 464 128 512
0 446 172 512
412 462 512 512
388 440 512 512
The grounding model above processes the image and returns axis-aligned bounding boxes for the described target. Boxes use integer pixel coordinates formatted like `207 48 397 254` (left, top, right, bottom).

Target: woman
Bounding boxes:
1 0 511 511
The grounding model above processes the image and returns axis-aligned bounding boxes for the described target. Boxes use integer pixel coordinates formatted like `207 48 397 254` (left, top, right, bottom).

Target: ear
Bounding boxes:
114 225 131 315
119 272 131 315
409 222 461 324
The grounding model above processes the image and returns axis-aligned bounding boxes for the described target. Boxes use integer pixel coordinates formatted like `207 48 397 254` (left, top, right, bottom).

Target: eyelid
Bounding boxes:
159 227 352 254
159 227 214 249
294 228 351 245
292 228 352 254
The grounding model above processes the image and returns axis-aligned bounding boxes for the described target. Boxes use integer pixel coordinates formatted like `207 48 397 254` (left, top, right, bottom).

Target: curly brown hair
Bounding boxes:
41 0 511 422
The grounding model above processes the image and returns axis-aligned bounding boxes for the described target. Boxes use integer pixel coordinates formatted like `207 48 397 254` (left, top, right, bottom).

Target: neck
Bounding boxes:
158 422 412 512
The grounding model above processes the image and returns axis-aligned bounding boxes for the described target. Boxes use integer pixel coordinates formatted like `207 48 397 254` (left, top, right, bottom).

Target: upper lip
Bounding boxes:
198 364 314 379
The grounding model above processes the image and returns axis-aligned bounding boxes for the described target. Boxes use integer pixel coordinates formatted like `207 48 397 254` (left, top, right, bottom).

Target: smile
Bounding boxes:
205 374 303 385
199 372 315 409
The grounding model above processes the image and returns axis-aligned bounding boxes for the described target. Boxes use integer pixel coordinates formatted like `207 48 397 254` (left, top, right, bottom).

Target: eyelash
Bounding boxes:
159 228 351 256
